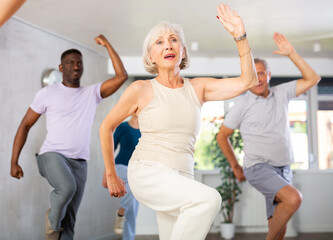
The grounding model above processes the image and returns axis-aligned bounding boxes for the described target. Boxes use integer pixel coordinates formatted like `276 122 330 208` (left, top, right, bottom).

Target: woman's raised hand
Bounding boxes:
217 4 245 39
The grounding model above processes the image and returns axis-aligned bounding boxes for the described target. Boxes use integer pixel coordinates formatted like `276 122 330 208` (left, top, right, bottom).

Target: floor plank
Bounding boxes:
134 232 333 240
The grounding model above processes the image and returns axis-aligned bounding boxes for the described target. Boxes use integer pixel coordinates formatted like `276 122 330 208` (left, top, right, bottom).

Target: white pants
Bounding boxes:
128 159 221 240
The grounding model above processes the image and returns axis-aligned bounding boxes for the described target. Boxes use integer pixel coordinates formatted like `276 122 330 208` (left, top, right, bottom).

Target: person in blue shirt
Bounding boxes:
103 114 140 240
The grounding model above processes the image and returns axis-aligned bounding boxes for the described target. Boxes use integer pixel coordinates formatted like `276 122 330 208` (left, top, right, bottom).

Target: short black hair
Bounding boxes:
61 49 82 62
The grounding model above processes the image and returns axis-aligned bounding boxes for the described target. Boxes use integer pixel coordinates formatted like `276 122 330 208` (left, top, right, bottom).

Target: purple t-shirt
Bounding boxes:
30 82 103 160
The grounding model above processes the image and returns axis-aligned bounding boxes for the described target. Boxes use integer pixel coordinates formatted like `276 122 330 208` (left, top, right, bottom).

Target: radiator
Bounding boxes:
231 182 268 232
235 183 267 227
195 171 268 232
210 182 268 233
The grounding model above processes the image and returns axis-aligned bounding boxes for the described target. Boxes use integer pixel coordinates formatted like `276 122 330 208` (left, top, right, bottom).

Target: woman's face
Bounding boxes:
149 30 185 72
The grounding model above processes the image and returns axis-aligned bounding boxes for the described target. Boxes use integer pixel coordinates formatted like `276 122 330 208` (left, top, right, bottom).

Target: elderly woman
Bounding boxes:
100 3 258 240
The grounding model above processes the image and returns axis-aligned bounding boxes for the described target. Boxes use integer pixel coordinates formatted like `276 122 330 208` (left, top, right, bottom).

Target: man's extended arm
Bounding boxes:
10 108 41 179
95 34 128 98
216 125 246 182
272 33 321 96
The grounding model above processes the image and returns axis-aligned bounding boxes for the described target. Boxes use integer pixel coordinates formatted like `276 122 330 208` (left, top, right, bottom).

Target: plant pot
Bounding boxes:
220 222 235 239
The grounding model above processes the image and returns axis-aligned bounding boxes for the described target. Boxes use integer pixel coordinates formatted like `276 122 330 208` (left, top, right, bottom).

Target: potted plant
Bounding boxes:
211 124 243 239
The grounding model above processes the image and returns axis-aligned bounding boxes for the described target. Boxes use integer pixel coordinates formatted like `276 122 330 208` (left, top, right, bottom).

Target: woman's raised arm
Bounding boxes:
192 4 258 103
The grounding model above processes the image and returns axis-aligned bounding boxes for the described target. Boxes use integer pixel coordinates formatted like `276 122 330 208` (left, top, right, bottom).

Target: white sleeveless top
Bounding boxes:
131 78 201 174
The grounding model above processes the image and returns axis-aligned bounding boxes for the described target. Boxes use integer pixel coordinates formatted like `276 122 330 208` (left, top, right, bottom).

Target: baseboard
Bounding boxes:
235 226 268 233
209 225 269 234
297 225 333 233
136 226 159 235
89 234 121 240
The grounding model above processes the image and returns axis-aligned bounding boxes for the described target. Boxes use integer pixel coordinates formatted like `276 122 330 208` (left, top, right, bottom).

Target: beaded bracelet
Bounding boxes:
239 48 251 58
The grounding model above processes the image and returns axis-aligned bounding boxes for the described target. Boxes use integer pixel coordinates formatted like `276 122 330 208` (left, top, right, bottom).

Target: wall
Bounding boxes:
293 171 333 232
0 18 130 239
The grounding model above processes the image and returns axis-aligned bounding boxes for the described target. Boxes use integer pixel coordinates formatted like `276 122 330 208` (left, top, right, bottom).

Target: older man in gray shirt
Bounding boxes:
216 33 321 240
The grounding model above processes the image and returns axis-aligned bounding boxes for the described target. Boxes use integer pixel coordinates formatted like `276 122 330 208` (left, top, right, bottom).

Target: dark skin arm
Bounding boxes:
10 108 41 179
95 34 128 98
216 125 246 182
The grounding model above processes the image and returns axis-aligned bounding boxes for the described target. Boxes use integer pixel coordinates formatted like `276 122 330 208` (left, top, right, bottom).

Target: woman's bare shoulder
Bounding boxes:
130 79 152 88
129 79 154 113
127 79 153 94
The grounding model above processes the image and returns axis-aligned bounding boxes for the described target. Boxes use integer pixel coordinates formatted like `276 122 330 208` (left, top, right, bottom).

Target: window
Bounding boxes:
317 82 333 170
194 78 313 171
194 97 310 171
289 99 309 170
194 101 224 170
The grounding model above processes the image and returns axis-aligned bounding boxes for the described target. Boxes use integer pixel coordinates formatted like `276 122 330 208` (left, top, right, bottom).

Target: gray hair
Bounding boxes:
142 21 190 75
254 58 270 72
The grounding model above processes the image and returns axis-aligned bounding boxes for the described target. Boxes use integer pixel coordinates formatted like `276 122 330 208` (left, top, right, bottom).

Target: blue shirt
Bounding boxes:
114 122 141 166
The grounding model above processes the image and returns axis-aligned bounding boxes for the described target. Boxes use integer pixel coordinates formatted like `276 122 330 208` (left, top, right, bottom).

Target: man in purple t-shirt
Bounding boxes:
10 34 127 240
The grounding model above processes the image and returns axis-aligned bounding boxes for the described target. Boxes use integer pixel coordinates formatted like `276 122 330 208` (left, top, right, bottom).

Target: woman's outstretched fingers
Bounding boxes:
216 3 245 38
225 4 234 17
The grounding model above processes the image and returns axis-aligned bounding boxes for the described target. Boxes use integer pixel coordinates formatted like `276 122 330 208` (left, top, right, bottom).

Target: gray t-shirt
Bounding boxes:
223 80 297 168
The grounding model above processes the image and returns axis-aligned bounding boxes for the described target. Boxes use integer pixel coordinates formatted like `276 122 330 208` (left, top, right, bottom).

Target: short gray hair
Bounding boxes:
142 21 190 75
254 58 270 72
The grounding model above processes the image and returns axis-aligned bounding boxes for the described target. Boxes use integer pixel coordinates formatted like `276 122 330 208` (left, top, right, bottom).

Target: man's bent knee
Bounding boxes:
276 185 302 213
289 190 302 212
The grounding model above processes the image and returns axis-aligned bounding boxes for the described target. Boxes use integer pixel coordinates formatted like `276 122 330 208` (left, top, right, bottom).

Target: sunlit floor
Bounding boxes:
134 232 333 240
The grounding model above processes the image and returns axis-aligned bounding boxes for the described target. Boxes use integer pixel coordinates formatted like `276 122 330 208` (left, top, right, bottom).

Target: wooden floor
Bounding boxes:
135 232 333 240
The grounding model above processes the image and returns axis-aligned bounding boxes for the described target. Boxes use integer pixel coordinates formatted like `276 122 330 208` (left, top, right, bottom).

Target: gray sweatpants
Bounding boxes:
36 152 87 240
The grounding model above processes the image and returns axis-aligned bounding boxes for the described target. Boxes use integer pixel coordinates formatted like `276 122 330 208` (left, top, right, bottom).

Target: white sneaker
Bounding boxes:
113 212 125 235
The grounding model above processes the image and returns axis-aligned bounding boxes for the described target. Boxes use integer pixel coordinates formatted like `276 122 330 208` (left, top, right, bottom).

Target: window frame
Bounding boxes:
208 83 333 172
313 84 333 171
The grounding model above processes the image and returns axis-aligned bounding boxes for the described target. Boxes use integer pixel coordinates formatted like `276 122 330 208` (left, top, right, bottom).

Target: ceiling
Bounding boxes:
14 0 333 59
